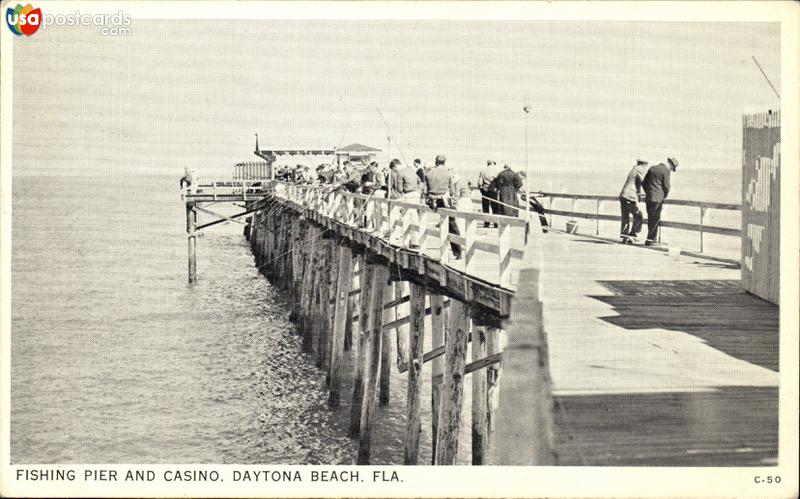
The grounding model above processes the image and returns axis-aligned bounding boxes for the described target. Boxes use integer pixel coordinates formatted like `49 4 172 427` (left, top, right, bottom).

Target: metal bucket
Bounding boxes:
565 220 579 234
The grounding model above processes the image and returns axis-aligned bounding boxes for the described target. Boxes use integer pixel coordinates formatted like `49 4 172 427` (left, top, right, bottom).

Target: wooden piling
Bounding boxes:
299 224 318 353
429 293 446 464
349 255 370 437
471 325 489 464
187 203 197 283
403 282 427 464
319 237 335 380
394 282 411 372
289 218 302 321
435 299 470 465
486 326 503 433
312 240 326 366
328 242 353 407
357 261 388 464
379 282 393 406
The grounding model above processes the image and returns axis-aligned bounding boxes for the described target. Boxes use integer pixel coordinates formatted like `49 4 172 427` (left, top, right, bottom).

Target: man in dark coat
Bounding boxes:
492 164 523 217
642 157 678 245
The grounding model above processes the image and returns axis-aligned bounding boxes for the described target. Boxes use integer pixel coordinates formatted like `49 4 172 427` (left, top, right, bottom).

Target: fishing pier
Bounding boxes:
179 111 779 465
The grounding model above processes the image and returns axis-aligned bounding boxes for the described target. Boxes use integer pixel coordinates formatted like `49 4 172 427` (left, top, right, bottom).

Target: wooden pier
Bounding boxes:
179 112 780 465
213 180 778 466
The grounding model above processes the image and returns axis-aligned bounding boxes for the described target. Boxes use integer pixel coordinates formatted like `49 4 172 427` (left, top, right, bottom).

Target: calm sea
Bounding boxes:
10 168 740 464
11 174 366 464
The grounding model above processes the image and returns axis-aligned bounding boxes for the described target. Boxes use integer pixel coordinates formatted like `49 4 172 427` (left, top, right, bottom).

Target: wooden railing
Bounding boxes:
530 192 740 253
274 182 529 290
182 179 271 202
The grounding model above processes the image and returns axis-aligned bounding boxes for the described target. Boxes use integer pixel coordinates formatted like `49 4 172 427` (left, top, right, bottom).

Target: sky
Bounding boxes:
11 19 780 181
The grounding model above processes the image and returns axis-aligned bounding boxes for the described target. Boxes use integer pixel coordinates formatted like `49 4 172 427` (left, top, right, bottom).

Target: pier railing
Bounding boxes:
274 182 529 290
181 179 269 202
531 192 740 255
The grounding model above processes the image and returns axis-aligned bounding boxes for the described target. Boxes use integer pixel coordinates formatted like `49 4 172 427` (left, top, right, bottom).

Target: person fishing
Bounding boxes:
642 157 679 246
515 171 549 232
618 159 650 244
492 163 523 217
425 155 462 260
478 159 501 226
360 161 380 195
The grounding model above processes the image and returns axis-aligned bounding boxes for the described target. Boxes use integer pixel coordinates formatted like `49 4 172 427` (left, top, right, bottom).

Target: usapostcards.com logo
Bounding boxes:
6 4 41 36
7 5 132 37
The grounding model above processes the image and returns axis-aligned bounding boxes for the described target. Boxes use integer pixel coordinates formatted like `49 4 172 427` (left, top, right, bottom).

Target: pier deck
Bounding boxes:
539 231 778 465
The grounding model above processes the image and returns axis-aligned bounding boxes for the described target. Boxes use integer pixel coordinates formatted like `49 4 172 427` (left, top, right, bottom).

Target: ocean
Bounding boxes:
10 168 740 464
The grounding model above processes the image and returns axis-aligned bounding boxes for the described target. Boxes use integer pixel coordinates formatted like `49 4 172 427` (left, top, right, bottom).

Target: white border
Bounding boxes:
1 1 797 497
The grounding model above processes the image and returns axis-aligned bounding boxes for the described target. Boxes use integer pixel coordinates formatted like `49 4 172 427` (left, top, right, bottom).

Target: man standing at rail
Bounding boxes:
478 159 501 227
642 157 679 246
392 159 421 203
492 164 523 217
425 155 462 259
618 159 649 244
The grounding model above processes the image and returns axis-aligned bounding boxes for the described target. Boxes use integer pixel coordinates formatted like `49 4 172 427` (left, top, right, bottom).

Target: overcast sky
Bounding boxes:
12 20 780 179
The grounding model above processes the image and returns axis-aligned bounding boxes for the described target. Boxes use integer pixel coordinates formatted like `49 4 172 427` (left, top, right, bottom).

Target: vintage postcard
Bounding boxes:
1 1 798 497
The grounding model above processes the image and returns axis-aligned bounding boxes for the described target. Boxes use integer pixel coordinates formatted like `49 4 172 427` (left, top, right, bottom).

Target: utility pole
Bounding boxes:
523 104 531 220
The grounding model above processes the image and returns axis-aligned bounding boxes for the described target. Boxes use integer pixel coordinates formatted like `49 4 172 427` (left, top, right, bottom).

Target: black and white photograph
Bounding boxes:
1 1 798 497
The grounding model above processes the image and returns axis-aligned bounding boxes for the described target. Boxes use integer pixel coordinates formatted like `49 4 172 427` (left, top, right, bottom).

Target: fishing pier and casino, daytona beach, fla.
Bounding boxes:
180 111 779 466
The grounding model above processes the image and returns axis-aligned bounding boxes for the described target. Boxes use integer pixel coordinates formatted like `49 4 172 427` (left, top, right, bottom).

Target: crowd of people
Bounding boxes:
274 156 548 228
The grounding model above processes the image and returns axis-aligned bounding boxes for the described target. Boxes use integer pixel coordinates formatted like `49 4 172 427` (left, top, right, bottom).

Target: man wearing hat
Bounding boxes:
642 157 679 246
478 159 502 226
492 163 524 217
618 159 650 243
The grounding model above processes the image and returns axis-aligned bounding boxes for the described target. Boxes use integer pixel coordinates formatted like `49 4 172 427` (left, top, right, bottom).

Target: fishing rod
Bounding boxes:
376 107 409 166
752 56 780 100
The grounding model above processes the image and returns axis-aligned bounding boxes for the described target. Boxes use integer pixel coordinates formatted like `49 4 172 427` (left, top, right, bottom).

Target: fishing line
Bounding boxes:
376 107 409 166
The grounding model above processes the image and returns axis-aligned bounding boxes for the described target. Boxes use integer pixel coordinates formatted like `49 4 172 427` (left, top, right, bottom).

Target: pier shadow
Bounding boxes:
591 279 779 372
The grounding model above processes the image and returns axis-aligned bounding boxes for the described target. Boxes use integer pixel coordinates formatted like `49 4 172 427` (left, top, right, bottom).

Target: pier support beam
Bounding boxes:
435 299 470 465
429 293 446 464
357 261 388 464
186 203 197 283
379 282 393 406
328 241 353 407
349 254 369 438
403 282 427 464
471 325 489 464
299 224 318 353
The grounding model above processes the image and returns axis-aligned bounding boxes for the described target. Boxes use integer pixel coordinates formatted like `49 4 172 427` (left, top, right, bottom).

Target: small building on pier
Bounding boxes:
254 138 381 173
233 160 272 181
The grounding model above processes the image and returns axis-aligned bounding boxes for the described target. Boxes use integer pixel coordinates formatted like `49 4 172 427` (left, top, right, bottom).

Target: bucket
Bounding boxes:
565 220 579 234
668 245 681 260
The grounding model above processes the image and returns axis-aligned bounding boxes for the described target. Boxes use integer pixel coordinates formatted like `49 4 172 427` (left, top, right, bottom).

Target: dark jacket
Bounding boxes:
492 168 523 217
643 163 671 203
